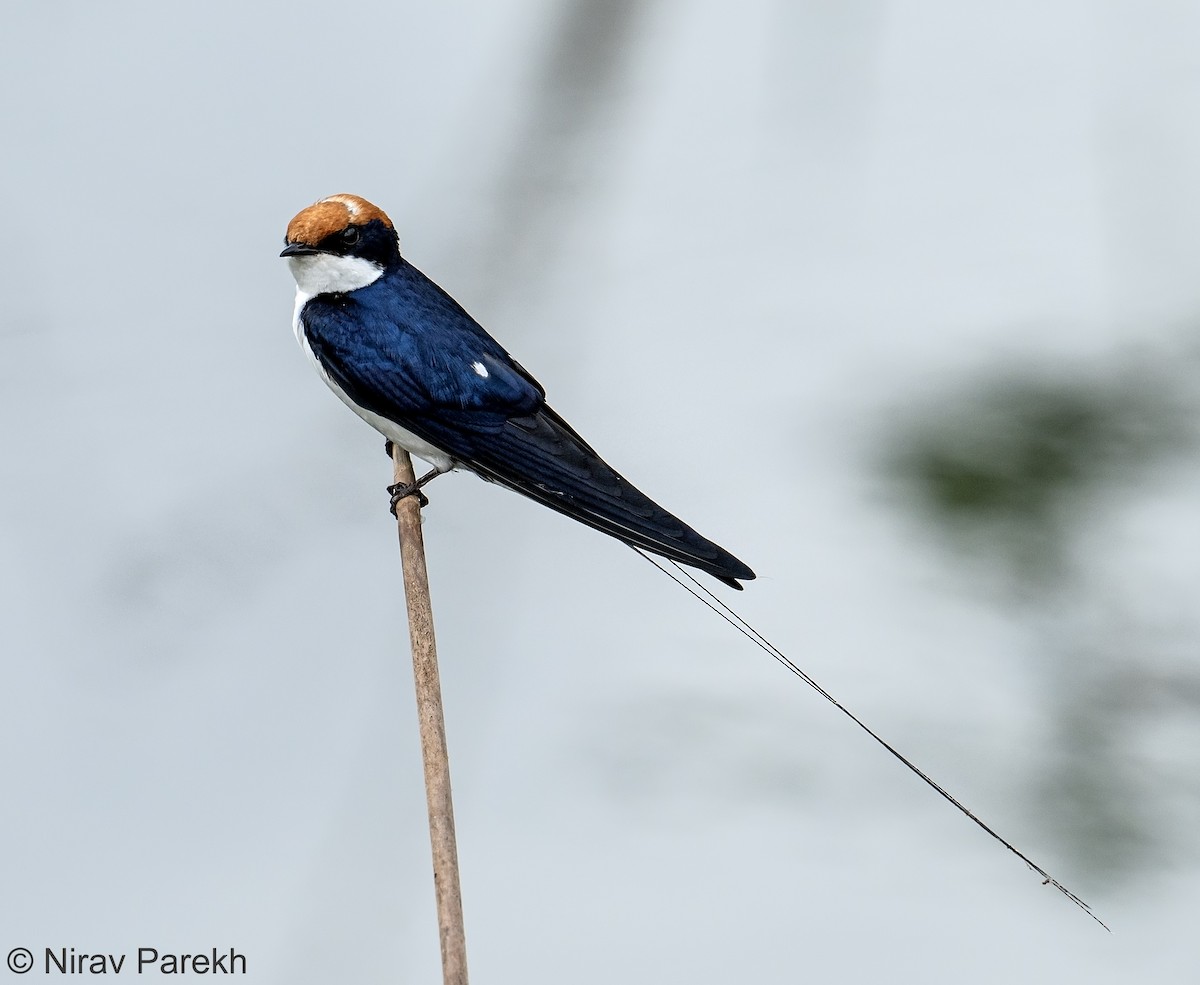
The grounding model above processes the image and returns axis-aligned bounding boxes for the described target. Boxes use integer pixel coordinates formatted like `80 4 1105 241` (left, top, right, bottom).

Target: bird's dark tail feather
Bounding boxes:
633 548 1110 932
468 409 755 587
478 459 752 586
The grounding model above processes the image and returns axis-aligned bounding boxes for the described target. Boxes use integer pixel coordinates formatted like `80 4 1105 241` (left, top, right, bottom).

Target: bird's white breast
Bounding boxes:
286 252 384 296
291 288 456 474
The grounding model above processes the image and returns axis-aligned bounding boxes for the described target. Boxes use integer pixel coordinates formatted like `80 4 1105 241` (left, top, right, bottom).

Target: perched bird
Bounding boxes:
282 193 755 589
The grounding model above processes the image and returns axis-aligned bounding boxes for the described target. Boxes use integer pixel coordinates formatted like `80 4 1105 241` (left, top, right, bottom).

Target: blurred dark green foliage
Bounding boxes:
890 363 1193 584
884 354 1200 883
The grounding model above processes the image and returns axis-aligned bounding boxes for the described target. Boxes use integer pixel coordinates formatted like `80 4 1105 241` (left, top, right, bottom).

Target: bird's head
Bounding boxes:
281 193 400 296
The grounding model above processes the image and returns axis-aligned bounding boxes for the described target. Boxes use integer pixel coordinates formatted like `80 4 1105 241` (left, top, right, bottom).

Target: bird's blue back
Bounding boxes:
302 259 545 458
300 257 754 587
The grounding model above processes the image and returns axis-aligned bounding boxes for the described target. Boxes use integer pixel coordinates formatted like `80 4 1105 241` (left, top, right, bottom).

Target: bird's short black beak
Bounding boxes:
280 242 321 258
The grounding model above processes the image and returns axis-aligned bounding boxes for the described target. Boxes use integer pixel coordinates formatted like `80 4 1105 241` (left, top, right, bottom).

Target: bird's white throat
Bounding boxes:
286 253 383 297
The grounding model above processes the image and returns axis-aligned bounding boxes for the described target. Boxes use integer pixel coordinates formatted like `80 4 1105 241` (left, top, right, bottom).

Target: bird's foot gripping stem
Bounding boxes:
387 467 442 515
388 482 429 512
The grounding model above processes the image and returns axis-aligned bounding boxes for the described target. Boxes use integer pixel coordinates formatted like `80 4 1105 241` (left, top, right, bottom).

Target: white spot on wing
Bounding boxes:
472 361 489 378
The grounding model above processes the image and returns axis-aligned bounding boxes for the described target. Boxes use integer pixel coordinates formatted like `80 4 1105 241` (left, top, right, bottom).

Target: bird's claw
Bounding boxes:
388 481 429 514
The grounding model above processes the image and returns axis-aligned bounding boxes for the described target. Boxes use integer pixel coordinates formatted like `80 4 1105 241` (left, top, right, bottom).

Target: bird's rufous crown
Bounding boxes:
285 193 394 246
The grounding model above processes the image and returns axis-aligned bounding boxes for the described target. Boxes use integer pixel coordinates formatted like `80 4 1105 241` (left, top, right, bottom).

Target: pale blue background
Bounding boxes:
3 1 1199 980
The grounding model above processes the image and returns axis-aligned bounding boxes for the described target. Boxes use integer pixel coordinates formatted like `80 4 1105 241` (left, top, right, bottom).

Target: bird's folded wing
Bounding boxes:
461 406 755 585
302 300 545 452
303 297 753 585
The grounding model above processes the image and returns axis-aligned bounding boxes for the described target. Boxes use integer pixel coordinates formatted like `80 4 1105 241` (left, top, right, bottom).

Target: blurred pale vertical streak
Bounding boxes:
767 0 884 153
464 0 658 304
761 1 886 269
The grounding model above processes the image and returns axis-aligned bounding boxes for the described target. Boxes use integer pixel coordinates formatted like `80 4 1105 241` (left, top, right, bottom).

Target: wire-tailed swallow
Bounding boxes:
281 193 755 588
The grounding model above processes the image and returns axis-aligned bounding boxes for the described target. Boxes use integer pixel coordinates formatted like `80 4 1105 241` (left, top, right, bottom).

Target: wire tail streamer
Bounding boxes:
632 548 1110 932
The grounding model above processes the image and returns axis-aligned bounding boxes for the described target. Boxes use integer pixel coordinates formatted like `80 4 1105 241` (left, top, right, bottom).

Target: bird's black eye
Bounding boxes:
341 226 361 246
